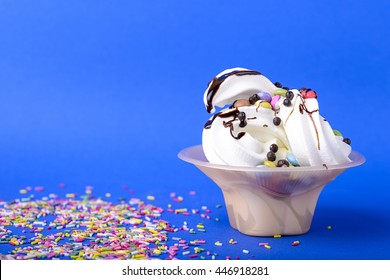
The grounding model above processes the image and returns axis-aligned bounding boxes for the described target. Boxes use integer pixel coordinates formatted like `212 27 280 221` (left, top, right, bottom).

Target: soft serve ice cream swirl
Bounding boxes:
202 67 352 167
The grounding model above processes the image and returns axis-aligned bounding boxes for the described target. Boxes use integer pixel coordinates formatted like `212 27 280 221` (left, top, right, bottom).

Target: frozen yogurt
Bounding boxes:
203 67 352 167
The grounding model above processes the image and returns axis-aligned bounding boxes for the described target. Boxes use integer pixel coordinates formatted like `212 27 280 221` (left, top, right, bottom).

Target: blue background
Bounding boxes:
0 0 389 259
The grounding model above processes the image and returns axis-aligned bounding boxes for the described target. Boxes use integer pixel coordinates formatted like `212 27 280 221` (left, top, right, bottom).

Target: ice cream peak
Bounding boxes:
202 67 352 167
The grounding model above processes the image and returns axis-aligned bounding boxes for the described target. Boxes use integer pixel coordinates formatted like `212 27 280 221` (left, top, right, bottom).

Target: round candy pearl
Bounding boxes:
277 159 290 167
343 138 351 145
270 143 278 153
283 98 292 107
257 91 272 103
273 117 282 126
267 151 276 161
249 94 260 105
286 91 294 100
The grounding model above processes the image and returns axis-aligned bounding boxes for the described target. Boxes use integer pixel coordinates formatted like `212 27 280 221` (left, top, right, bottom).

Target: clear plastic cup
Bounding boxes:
178 145 365 236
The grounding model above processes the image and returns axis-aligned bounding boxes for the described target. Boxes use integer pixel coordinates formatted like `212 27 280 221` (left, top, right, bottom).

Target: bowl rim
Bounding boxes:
178 145 365 172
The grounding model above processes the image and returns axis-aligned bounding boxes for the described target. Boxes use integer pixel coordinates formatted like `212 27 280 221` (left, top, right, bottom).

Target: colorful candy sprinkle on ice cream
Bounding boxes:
202 67 352 167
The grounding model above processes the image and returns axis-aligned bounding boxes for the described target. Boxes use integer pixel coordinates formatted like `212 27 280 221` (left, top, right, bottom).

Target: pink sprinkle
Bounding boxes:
170 192 176 198
189 254 198 258
201 214 210 219
34 186 44 192
189 191 196 196
259 242 269 246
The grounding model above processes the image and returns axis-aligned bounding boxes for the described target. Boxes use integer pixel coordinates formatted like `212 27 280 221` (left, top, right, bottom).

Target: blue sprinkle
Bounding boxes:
256 164 268 168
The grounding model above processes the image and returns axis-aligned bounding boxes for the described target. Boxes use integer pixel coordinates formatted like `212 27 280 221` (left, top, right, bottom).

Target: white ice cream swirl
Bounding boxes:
202 67 352 167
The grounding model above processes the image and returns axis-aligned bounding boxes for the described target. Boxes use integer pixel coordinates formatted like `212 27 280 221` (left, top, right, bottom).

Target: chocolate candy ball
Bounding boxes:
273 117 282 126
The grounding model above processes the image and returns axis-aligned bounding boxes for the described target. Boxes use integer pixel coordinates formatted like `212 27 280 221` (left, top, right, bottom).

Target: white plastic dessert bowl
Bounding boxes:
179 145 365 236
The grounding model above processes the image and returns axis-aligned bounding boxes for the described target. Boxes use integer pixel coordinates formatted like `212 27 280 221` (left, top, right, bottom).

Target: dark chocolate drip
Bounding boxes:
223 119 246 140
205 69 262 113
204 108 239 129
205 107 246 140
285 94 320 150
297 95 320 150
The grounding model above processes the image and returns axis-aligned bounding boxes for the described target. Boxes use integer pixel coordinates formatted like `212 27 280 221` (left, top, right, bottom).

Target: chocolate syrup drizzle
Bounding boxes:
205 69 262 113
285 94 320 150
204 108 239 129
204 108 246 139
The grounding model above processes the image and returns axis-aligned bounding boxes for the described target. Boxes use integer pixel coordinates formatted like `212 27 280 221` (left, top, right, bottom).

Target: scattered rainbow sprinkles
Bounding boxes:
0 185 311 260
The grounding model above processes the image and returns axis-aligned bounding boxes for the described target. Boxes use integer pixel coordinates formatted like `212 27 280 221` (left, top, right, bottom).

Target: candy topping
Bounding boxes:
300 88 318 99
273 117 282 126
269 144 278 153
249 94 260 105
266 151 276 162
277 159 290 167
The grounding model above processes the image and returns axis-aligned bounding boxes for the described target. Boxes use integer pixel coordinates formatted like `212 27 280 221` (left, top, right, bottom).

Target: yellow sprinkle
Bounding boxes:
19 189 27 194
264 160 276 167
66 193 76 198
85 189 92 194
153 249 161 255
92 253 101 259
197 224 204 229
130 218 143 225
133 254 146 260
105 193 111 198
147 195 155 201
264 244 271 249
229 239 234 244
214 241 222 246
327 225 332 230
273 234 282 238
